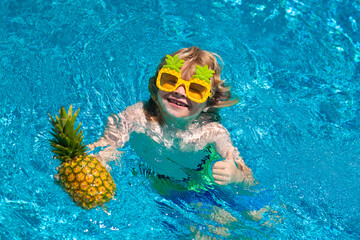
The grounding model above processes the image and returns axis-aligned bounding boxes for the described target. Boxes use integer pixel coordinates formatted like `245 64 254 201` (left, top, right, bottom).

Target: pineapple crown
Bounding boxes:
48 105 87 162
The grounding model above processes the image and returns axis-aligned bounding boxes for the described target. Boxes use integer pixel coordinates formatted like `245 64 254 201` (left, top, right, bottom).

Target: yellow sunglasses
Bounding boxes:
156 55 214 103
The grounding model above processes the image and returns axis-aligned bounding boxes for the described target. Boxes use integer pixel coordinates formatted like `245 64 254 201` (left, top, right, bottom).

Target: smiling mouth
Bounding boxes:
167 98 190 108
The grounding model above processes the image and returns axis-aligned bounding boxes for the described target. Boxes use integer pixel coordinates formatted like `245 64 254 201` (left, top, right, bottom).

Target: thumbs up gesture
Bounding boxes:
211 147 244 185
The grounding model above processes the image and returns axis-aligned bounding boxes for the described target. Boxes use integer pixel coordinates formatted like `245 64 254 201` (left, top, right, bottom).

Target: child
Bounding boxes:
88 46 257 189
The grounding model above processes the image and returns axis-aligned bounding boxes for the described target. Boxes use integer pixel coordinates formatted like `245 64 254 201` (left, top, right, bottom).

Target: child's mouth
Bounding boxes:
167 98 190 108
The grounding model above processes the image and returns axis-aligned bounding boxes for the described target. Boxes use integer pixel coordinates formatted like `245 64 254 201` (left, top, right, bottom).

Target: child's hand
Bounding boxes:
88 143 95 151
211 148 244 185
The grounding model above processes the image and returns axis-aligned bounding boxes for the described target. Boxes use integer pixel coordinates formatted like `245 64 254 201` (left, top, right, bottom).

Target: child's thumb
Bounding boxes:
224 147 235 162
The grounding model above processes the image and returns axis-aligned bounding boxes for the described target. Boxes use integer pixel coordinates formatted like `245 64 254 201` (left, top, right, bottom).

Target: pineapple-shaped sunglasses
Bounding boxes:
156 55 215 103
49 105 116 210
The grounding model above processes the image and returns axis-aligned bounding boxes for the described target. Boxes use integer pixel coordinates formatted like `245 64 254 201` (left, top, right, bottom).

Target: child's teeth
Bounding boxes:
169 99 187 107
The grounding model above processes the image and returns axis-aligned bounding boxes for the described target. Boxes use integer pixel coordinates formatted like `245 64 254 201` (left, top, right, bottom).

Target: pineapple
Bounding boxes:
49 105 116 210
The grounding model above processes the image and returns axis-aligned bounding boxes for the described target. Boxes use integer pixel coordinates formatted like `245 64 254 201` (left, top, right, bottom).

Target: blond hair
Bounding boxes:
145 46 238 124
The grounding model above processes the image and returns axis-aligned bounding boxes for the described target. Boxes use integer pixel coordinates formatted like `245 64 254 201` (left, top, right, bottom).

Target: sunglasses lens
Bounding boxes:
188 83 208 102
158 71 210 103
160 73 178 91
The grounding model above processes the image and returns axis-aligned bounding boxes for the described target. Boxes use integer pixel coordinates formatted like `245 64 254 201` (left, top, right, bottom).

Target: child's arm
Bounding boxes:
88 113 130 150
88 102 143 167
212 146 257 187
87 113 128 168
207 123 257 187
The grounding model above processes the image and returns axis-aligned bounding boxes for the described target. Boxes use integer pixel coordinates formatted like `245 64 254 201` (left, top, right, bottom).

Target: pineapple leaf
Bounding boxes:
193 65 215 84
51 150 64 157
60 107 68 128
73 108 80 121
49 132 62 144
50 127 63 140
48 105 87 162
75 130 83 141
74 122 81 136
64 118 73 137
55 124 63 133
48 114 56 125
55 115 60 124
65 137 71 147
68 104 73 117
53 144 70 154
163 54 185 73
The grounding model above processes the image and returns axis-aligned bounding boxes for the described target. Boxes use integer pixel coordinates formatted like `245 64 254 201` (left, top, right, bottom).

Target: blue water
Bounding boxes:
1 0 359 239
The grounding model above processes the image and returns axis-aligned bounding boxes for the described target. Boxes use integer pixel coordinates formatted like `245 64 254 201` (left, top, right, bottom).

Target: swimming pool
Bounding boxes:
1 0 359 239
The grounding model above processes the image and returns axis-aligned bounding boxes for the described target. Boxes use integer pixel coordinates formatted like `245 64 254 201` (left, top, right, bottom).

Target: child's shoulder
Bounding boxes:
196 121 230 136
120 101 145 115
117 101 146 121
123 101 144 112
200 120 226 129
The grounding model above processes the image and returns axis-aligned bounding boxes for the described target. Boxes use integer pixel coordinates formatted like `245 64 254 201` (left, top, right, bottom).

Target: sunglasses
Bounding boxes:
155 55 214 103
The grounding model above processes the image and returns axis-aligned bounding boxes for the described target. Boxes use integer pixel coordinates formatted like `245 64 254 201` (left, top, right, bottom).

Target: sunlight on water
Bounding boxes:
0 0 359 239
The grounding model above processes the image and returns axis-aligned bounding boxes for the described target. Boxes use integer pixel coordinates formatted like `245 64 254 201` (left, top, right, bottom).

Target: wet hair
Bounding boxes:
145 46 239 124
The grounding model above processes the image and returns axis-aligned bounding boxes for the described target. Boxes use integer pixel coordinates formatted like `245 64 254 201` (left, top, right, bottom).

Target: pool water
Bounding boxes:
1 0 359 239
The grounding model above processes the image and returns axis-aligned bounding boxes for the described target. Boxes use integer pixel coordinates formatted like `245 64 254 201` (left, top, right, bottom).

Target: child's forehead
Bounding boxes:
180 61 198 80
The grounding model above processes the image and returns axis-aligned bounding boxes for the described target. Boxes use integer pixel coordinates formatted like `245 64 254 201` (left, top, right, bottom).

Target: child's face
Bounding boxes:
157 86 207 119
157 64 208 119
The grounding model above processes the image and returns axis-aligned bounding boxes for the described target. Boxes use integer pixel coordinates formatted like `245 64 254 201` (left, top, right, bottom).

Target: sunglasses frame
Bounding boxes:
156 68 212 103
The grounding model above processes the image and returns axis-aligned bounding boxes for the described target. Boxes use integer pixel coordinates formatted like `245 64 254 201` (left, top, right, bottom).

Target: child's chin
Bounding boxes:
166 109 192 118
159 97 196 119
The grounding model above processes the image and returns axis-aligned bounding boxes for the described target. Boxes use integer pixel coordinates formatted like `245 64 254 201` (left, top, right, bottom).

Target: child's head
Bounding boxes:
145 46 238 124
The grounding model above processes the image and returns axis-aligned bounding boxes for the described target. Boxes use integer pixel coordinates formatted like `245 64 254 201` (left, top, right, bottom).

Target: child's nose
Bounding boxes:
174 84 186 97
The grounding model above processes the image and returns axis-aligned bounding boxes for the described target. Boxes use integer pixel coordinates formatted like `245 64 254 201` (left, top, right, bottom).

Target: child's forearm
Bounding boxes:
234 158 258 187
88 137 111 151
88 138 123 169
88 112 131 151
237 169 258 187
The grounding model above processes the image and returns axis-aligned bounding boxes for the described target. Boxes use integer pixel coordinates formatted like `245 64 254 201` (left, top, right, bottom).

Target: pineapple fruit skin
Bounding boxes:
58 155 116 210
